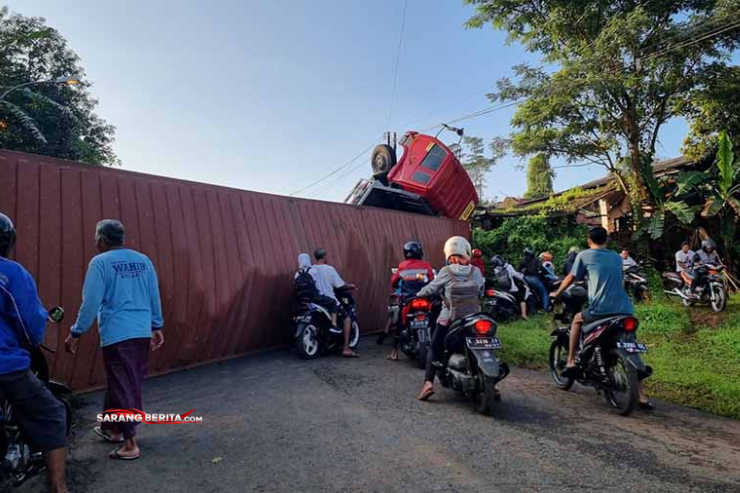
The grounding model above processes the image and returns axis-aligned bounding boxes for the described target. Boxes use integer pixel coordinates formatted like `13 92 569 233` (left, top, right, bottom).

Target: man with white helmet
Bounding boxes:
415 236 485 401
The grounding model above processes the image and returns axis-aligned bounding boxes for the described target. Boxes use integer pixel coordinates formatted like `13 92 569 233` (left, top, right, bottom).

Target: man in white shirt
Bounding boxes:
313 249 359 357
620 249 637 268
675 241 693 273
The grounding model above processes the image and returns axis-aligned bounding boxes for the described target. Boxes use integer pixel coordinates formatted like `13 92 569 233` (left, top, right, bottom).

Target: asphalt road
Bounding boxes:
18 339 740 493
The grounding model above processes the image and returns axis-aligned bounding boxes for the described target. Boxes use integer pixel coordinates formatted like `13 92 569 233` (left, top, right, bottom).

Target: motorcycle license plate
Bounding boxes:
410 320 428 329
616 341 648 354
294 315 311 323
466 337 502 350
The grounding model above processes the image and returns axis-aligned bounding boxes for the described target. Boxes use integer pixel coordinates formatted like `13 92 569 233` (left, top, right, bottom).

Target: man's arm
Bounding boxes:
390 267 401 288
552 273 575 298
70 260 106 338
2 268 48 346
148 260 165 351
417 269 447 298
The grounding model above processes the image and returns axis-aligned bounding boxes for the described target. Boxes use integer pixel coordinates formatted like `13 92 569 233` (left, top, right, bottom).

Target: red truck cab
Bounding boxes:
346 131 479 220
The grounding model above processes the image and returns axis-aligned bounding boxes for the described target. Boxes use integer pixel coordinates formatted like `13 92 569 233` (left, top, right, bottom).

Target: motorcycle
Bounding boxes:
292 286 360 359
1 307 72 487
395 297 434 369
482 288 520 322
433 312 510 416
663 263 727 313
549 288 652 416
623 263 650 302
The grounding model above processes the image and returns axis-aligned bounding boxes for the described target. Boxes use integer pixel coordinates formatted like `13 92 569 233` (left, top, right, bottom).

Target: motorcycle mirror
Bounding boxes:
48 306 65 323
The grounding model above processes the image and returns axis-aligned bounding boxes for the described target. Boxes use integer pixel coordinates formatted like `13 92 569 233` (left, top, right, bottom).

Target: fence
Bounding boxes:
0 149 469 391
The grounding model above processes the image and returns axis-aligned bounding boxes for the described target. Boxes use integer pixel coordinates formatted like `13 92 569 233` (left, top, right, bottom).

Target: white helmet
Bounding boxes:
443 236 472 261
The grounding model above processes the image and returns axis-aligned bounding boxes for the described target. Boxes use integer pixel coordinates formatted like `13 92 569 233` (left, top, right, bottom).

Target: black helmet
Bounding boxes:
403 241 423 260
0 213 16 258
314 248 327 261
523 247 535 257
490 254 505 268
701 239 716 253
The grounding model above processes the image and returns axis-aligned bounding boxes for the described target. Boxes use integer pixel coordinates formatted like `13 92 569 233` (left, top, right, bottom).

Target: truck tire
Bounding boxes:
371 144 397 183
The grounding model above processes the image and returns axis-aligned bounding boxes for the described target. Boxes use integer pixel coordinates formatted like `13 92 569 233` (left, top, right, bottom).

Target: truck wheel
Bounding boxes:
371 144 397 183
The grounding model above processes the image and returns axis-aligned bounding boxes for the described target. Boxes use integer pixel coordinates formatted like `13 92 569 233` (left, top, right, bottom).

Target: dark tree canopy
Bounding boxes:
0 7 118 165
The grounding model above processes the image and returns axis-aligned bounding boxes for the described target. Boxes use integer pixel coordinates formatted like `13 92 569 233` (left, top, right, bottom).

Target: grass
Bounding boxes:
495 293 740 420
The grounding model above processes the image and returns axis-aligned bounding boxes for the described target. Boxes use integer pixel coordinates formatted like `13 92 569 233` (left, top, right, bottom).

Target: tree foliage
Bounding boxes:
464 0 740 210
0 7 118 165
460 135 505 200
524 153 554 199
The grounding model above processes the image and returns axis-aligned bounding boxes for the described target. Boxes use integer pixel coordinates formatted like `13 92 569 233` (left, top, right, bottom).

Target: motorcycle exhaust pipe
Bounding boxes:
664 288 688 300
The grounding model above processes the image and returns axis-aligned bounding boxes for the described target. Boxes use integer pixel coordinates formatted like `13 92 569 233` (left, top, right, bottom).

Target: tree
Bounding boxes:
0 7 118 165
524 154 554 199
683 65 740 161
672 132 740 262
464 0 740 213
459 135 506 200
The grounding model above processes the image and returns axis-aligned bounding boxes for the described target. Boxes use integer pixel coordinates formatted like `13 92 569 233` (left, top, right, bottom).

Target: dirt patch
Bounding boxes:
688 309 727 328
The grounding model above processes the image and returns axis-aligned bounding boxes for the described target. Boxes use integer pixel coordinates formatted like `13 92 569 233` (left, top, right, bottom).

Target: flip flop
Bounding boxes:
639 401 655 411
386 354 399 361
417 388 435 401
94 426 124 444
108 448 140 461
342 351 359 358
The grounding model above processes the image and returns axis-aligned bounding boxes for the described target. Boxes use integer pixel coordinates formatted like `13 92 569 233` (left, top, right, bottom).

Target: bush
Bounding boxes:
473 216 589 273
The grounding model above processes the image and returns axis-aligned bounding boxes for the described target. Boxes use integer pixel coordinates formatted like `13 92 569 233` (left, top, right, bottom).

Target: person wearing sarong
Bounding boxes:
65 219 164 461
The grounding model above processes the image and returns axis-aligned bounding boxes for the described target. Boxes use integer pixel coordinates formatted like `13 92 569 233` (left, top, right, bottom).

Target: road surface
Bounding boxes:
19 340 740 493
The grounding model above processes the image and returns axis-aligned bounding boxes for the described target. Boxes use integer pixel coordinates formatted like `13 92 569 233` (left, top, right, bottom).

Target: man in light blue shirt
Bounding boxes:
65 219 164 460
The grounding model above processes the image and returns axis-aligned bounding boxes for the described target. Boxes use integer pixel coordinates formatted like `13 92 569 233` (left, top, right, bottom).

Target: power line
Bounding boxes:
289 141 378 196
387 0 408 126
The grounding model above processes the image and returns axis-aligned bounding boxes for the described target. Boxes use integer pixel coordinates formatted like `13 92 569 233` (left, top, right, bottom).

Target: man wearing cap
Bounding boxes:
65 219 164 460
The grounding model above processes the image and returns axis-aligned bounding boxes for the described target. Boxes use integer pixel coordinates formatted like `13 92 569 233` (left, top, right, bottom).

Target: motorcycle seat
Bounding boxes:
581 314 631 334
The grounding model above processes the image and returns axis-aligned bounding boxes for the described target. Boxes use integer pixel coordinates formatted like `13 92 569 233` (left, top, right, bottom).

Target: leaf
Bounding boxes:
701 196 723 218
26 28 53 40
0 101 47 144
727 196 740 217
211 457 223 464
674 171 709 195
665 201 696 225
715 132 735 196
648 211 665 239
22 90 77 121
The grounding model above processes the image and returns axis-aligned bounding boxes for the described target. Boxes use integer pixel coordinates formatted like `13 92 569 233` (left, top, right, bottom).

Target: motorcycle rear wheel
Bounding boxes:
604 349 639 416
417 343 428 370
348 321 360 349
471 375 497 416
295 324 320 359
549 340 574 390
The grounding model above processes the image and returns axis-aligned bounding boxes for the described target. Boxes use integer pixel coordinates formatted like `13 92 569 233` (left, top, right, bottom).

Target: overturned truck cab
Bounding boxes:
345 131 479 221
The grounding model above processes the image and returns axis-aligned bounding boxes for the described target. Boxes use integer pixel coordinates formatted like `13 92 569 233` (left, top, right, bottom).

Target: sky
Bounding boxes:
3 0 705 202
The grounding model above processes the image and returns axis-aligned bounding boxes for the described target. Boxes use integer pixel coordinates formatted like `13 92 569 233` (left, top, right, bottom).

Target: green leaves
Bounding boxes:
674 170 709 195
716 132 737 197
0 100 47 144
701 196 723 218
665 201 697 225
648 211 665 240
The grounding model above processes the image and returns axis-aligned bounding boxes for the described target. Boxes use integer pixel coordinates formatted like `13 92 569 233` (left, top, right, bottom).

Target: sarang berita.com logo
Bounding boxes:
97 408 203 424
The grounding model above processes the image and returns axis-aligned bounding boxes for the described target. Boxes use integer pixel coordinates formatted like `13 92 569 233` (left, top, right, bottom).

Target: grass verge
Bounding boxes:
495 295 740 420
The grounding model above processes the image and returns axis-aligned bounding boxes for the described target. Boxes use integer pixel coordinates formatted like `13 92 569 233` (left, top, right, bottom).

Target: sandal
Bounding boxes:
417 387 435 401
342 351 359 358
94 426 124 444
109 448 140 461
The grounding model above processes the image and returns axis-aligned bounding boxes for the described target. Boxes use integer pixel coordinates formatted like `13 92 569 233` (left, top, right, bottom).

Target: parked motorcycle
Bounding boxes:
1 307 71 487
624 263 650 302
293 286 360 359
482 288 519 322
549 288 652 416
432 312 509 416
663 263 727 312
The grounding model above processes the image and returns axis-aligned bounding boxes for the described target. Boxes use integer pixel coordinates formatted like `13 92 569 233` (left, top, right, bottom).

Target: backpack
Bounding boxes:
447 270 481 321
492 266 512 291
294 267 318 300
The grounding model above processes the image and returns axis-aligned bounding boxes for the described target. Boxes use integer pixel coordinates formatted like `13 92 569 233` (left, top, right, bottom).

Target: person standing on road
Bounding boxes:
312 248 359 358
65 220 164 461
0 213 69 493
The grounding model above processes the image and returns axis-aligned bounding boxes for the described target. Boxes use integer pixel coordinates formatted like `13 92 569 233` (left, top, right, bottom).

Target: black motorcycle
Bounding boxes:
1 307 71 487
396 297 434 369
623 263 650 302
549 288 652 416
482 288 520 322
293 286 360 359
433 312 509 416
663 263 727 313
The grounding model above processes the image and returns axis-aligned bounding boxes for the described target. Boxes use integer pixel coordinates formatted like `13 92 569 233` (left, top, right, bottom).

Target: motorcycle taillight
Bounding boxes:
623 317 638 332
474 319 494 335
